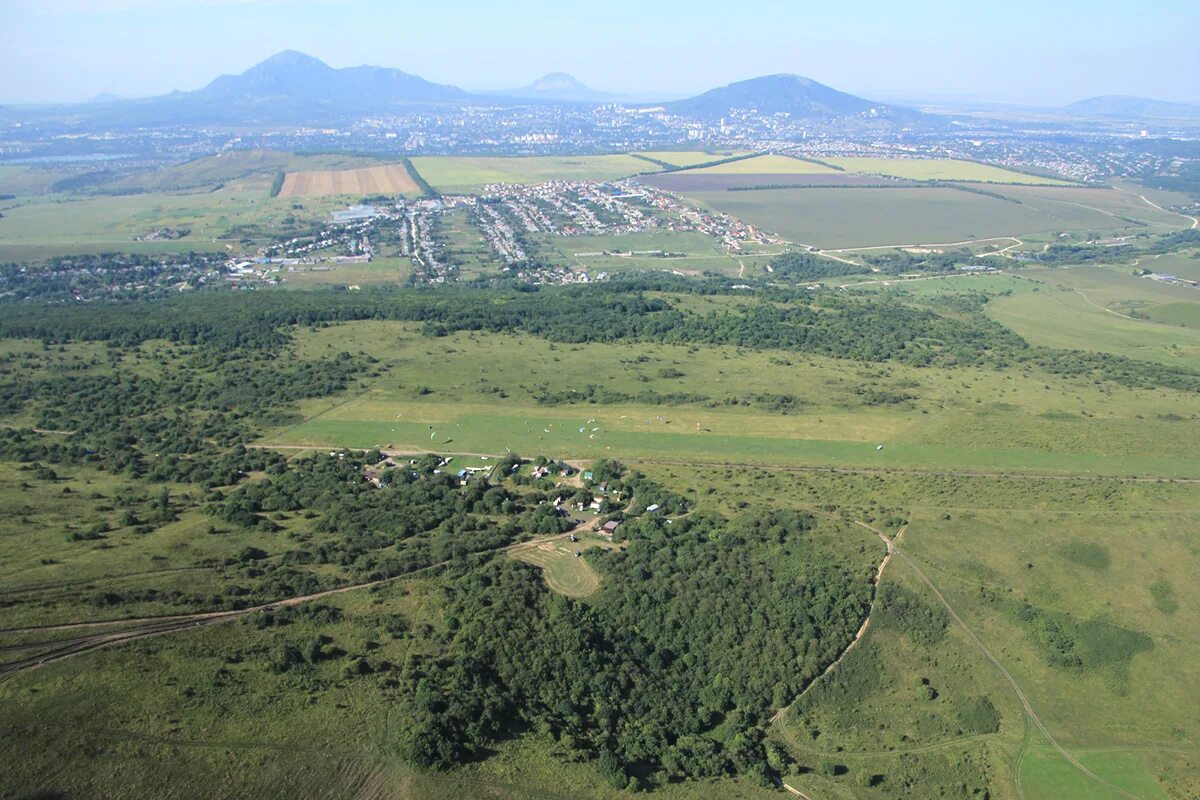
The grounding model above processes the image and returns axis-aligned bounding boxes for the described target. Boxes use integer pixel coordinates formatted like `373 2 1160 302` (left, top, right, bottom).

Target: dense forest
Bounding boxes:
398 504 876 789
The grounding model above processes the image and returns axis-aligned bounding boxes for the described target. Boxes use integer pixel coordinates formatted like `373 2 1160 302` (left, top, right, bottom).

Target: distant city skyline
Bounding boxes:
4 0 1199 106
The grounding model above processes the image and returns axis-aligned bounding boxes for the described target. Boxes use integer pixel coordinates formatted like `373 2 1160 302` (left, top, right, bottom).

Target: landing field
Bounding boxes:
509 532 609 597
408 154 650 193
278 163 421 198
262 321 1200 478
538 229 774 276
827 156 1073 185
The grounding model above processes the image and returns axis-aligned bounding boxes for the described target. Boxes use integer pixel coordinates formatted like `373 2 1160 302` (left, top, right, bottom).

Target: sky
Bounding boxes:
3 0 1199 106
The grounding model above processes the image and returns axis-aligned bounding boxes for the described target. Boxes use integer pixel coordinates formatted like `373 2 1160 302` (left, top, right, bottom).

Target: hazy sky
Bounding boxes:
4 0 1199 106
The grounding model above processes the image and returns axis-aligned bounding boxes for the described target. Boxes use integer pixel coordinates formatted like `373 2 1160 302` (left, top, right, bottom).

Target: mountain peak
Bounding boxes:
663 73 916 122
529 73 589 91
501 72 612 102
255 50 330 71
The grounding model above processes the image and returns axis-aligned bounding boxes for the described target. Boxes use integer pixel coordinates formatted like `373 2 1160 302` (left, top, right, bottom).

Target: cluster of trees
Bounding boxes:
3 278 1198 393
397 505 873 788
863 248 988 275
768 252 869 280
0 347 370 483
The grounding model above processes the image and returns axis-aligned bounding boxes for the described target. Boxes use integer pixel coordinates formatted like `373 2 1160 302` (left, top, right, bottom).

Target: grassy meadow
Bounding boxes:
252 320 1200 478
986 266 1200 370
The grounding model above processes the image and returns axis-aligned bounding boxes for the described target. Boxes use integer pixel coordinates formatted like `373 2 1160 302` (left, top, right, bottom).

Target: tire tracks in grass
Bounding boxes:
0 532 573 683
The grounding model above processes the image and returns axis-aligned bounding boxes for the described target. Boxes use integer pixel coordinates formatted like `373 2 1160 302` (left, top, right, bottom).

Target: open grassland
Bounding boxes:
277 257 413 288
261 321 1200 478
0 185 343 255
684 187 1143 249
632 150 753 167
986 266 1200 370
279 164 420 198
408 155 651 193
898 504 1200 799
827 157 1073 185
677 154 840 175
759 467 1200 800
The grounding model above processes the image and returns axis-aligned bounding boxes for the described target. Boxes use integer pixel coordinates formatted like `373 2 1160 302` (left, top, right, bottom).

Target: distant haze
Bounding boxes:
4 0 1199 106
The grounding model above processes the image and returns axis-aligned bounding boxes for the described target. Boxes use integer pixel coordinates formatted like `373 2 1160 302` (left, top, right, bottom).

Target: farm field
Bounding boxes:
683 186 1139 249
278 163 421 198
632 150 753 167
676 153 840 175
826 156 1074 185
982 184 1190 230
408 154 650 193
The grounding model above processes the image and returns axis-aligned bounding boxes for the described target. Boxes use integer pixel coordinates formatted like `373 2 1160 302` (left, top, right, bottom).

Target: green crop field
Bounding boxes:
408 154 651 193
677 154 840 175
982 184 1191 230
681 186 1148 249
827 157 1074 185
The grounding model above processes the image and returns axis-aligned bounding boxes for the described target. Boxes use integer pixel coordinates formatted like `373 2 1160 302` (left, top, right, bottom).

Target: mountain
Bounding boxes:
499 73 615 103
53 50 469 127
196 50 465 108
662 74 920 122
1066 95 1200 121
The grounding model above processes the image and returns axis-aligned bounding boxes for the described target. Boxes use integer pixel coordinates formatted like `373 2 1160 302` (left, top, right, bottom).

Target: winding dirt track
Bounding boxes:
0 533 569 683
889 528 1142 800
775 519 1147 800
769 523 900 725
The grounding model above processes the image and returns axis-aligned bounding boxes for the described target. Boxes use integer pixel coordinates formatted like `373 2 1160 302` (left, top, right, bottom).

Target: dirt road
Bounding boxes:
0 532 571 682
